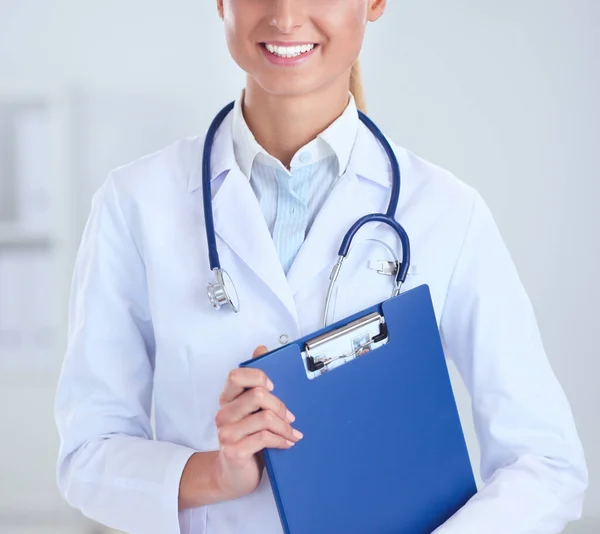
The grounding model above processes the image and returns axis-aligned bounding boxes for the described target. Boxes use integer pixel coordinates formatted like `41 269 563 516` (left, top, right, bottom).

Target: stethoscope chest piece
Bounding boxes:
207 268 239 313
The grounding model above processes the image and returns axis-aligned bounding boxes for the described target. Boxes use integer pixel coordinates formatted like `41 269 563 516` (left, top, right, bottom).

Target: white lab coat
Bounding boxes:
55 111 588 534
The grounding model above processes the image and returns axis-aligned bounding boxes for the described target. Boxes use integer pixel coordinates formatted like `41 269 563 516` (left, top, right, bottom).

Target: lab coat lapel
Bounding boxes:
211 167 297 322
286 169 383 297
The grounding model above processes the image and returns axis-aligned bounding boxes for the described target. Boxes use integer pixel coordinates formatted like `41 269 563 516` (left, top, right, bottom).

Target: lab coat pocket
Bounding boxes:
330 254 424 322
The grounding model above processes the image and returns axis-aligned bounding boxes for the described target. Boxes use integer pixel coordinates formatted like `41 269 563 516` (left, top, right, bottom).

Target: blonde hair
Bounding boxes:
350 60 367 113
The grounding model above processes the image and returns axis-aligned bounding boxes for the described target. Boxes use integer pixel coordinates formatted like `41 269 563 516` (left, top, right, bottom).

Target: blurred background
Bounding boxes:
0 1 598 533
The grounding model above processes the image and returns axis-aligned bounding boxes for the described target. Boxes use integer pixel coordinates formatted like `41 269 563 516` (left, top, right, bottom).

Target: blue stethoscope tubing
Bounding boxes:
202 101 411 321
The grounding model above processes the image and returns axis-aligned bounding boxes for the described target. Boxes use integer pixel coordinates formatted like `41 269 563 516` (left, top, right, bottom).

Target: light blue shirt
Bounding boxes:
231 93 360 273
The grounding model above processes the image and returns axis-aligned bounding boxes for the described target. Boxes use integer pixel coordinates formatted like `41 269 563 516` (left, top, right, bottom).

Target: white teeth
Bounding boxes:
265 43 315 58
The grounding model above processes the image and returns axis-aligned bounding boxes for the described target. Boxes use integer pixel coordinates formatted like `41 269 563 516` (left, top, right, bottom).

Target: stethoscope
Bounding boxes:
203 101 411 327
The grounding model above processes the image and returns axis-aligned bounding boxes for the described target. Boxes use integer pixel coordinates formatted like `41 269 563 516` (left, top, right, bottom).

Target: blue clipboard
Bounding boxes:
240 284 477 534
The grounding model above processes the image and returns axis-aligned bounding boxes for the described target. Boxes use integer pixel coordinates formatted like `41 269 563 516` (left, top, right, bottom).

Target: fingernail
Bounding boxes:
286 410 296 423
286 440 295 447
293 429 304 440
266 379 274 391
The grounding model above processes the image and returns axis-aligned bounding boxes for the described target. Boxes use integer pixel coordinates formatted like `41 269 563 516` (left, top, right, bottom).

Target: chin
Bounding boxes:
257 73 328 98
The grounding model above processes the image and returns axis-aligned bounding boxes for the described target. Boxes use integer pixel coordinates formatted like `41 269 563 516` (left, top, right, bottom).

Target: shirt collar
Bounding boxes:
187 98 396 193
231 90 360 179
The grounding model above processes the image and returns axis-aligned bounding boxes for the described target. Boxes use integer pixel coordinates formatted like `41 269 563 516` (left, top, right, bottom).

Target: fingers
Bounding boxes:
216 346 304 463
218 409 302 446
221 430 297 466
219 346 272 405
216 385 294 427
220 368 273 405
252 345 268 358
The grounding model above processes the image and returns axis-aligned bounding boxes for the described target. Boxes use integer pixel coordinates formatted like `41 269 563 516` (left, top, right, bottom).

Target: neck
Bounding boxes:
242 78 350 168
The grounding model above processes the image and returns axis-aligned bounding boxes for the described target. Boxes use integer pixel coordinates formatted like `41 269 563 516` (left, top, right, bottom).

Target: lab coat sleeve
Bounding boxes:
55 173 197 534
435 191 588 534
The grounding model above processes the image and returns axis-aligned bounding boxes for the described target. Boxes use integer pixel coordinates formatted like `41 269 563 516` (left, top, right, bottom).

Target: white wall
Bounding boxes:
0 0 598 532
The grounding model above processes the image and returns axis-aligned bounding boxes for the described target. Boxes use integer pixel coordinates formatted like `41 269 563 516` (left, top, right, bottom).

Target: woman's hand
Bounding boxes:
211 345 303 500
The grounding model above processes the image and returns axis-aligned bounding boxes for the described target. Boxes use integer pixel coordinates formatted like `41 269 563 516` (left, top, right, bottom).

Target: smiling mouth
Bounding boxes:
261 43 318 59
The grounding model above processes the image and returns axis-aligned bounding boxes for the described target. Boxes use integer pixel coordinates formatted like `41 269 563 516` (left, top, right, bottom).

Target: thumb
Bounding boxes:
252 345 268 359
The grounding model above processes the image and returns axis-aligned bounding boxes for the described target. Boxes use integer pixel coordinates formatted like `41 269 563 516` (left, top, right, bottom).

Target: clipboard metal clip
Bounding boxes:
304 312 389 374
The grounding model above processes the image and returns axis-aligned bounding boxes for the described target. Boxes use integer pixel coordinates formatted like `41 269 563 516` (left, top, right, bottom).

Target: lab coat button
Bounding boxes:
279 334 289 345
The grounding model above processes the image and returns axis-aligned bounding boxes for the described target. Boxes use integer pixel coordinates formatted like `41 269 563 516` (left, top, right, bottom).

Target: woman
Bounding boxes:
55 1 588 533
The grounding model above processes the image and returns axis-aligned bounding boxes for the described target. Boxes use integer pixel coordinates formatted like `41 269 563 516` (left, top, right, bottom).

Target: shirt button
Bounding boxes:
298 152 312 164
279 334 290 345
